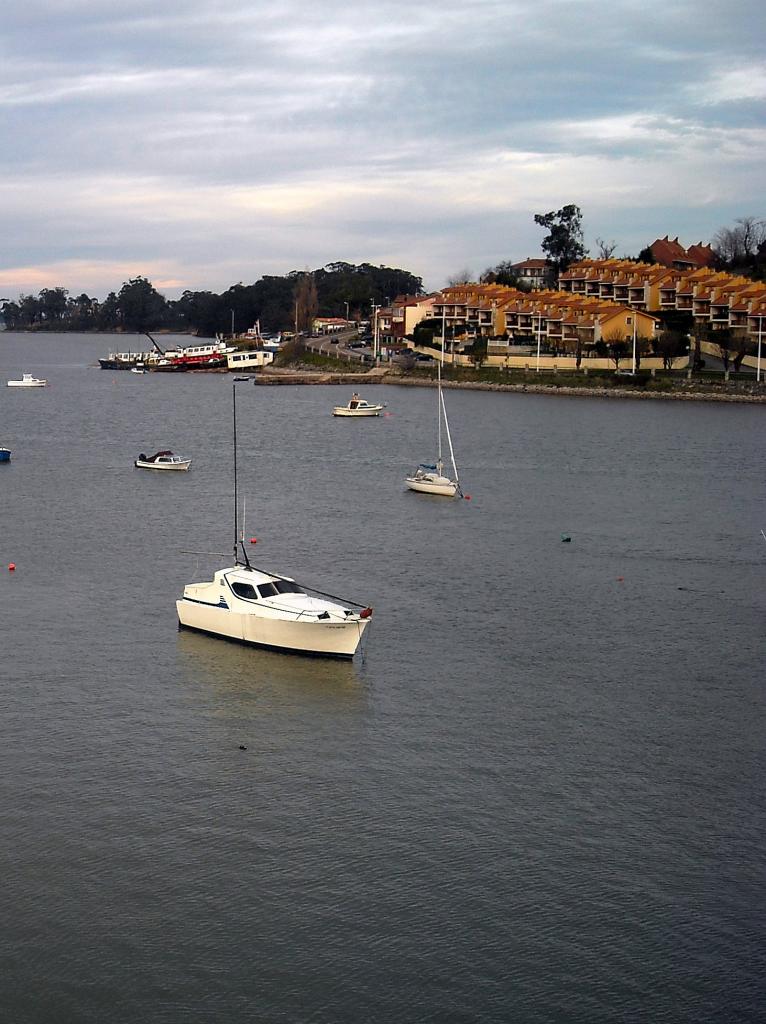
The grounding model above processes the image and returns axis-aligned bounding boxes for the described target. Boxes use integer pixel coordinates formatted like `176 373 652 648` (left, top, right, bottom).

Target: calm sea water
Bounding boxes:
1 332 764 1023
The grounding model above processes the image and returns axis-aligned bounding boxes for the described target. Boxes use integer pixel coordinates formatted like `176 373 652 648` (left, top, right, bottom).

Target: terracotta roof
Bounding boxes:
686 243 715 268
510 259 550 270
648 236 714 269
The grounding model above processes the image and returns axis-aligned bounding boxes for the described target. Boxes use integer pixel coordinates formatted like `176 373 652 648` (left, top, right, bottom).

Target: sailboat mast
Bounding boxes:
233 381 239 562
438 308 446 466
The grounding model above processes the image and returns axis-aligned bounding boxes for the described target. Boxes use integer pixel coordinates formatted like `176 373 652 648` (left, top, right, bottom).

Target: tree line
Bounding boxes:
0 261 423 336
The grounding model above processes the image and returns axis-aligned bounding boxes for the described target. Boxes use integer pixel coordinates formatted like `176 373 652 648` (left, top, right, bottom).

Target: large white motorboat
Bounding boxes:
332 393 384 417
405 319 462 498
135 450 191 471
7 373 47 388
176 380 373 658
177 564 372 658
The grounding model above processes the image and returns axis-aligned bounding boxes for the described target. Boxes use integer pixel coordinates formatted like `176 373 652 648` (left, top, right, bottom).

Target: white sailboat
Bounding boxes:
405 315 462 498
177 380 373 658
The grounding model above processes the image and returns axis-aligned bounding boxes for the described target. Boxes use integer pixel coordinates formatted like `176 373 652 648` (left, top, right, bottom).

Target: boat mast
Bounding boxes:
438 308 445 471
233 381 239 563
232 379 253 569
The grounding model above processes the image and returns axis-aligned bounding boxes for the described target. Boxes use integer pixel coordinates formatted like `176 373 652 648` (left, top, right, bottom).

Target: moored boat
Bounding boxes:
332 393 384 417
177 564 372 658
405 314 463 498
177 379 373 658
98 353 145 369
7 373 47 388
135 450 191 471
0 447 11 462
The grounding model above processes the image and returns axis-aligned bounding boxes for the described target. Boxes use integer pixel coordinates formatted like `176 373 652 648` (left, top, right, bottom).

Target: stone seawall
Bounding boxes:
255 366 765 403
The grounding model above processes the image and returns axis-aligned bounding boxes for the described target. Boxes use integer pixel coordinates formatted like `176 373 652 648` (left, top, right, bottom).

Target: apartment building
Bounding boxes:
507 258 551 289
560 259 766 340
390 293 439 341
429 284 656 354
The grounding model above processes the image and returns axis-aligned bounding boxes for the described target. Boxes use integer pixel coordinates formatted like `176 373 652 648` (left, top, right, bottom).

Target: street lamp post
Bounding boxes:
371 304 380 363
535 313 542 372
758 315 763 383
230 308 235 339
631 311 637 375
344 300 350 325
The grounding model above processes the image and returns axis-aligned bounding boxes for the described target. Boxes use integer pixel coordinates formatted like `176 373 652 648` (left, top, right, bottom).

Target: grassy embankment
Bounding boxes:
273 349 765 399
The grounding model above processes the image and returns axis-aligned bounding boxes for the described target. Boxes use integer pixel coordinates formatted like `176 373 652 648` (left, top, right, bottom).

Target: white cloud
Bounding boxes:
692 64 766 104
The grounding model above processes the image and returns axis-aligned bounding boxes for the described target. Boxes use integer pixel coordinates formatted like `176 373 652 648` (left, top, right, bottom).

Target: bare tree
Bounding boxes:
688 321 709 369
603 328 628 369
730 326 753 372
714 328 733 372
656 329 686 370
573 326 590 369
713 216 766 263
595 237 618 259
447 269 474 286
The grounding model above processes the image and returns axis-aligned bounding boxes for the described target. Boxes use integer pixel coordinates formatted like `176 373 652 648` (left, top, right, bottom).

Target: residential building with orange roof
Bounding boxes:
507 258 551 289
560 259 766 341
647 236 715 270
390 293 439 341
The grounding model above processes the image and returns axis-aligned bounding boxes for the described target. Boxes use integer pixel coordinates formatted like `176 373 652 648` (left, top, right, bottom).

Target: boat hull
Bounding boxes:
405 475 458 496
7 380 47 388
332 407 381 417
0 448 10 462
176 599 368 658
134 459 191 471
99 358 140 369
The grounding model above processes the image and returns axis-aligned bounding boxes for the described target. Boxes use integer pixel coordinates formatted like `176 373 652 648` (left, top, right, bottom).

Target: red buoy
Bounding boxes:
249 537 257 544
8 563 16 571
617 576 624 582
464 494 472 500
360 607 373 619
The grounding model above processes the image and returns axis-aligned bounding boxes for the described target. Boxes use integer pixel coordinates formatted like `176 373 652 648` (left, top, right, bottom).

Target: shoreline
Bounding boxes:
256 367 766 404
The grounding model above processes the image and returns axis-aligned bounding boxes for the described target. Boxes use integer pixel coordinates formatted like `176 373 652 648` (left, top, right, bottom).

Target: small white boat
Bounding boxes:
406 318 462 498
406 463 459 497
7 373 47 388
130 364 147 374
135 450 191 471
332 393 384 417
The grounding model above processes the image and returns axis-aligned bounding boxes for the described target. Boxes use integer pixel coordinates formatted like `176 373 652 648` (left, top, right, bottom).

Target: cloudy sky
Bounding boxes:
1 0 764 298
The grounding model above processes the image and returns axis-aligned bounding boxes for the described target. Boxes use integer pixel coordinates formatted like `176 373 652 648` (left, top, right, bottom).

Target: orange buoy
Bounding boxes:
8 563 16 571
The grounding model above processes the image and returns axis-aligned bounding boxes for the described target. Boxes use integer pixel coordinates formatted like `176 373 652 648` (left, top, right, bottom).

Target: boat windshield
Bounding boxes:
257 579 304 598
274 580 304 595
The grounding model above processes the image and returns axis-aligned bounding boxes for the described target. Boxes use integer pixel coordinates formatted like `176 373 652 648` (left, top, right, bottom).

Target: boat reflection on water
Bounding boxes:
176 628 368 712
